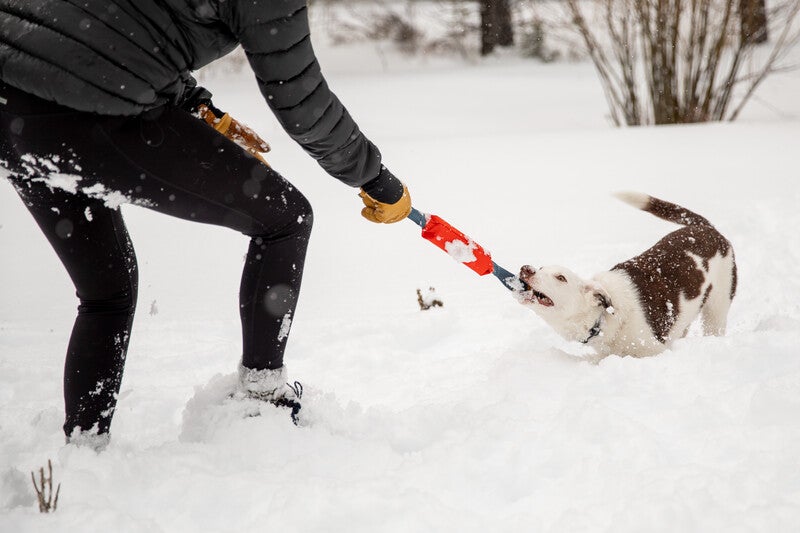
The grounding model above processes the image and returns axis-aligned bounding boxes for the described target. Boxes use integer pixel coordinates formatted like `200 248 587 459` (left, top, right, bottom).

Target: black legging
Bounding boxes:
1 83 313 437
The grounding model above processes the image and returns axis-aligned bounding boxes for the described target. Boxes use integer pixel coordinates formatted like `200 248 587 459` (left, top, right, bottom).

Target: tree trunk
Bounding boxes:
495 0 514 47
740 0 769 45
480 0 514 56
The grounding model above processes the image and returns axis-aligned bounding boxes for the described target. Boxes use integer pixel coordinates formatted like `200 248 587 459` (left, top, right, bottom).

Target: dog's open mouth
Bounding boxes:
526 289 554 307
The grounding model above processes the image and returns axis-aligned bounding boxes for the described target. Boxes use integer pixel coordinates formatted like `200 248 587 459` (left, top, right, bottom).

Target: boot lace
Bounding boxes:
271 381 303 425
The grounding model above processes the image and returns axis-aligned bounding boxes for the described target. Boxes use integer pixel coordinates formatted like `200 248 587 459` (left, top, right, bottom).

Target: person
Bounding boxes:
0 0 412 447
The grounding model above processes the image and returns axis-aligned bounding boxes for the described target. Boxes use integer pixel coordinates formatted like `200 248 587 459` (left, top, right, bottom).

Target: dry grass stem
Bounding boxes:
30 459 61 513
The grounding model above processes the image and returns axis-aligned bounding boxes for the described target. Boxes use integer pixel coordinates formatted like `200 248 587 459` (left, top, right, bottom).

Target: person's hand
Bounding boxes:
359 184 412 224
196 104 271 165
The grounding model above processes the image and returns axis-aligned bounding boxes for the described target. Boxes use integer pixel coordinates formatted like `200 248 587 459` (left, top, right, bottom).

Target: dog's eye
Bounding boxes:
555 274 567 283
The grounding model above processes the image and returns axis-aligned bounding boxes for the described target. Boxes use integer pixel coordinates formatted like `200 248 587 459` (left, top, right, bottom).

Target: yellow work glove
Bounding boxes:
359 184 412 224
197 104 271 166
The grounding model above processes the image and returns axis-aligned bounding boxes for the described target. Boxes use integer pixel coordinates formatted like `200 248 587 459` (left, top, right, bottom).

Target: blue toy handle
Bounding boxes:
491 263 525 292
407 206 428 228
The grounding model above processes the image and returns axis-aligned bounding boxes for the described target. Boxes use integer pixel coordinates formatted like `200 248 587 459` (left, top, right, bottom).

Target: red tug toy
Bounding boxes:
407 207 526 292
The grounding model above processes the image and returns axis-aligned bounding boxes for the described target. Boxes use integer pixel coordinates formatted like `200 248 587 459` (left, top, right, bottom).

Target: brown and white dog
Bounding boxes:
518 193 737 357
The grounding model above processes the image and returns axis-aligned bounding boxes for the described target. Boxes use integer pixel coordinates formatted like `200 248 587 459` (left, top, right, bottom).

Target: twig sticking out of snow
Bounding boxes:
30 459 61 513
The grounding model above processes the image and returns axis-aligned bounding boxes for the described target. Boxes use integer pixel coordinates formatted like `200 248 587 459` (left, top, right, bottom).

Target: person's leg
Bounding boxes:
8 178 137 439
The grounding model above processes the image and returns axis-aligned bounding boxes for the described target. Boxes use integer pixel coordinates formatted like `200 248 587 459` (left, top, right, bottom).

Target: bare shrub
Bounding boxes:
566 0 800 125
30 459 61 513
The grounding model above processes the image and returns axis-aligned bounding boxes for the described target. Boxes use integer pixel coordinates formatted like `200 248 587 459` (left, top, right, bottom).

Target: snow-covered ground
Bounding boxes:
2 31 800 532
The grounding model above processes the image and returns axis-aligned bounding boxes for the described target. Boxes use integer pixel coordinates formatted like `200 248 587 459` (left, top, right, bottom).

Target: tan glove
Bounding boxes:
197 104 271 166
359 184 412 224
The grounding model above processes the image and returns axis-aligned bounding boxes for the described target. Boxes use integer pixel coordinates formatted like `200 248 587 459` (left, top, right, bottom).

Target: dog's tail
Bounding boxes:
613 192 712 227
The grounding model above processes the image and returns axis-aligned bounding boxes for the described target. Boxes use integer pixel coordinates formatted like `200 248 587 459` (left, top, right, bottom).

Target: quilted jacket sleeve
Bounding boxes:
219 0 394 188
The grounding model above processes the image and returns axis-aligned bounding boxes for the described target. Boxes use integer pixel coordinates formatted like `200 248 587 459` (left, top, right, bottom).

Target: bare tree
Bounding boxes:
566 0 800 125
481 0 515 55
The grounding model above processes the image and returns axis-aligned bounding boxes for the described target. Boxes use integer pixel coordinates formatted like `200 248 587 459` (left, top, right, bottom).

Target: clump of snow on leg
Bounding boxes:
80 183 130 209
66 426 110 452
32 173 83 194
238 364 287 394
277 312 292 341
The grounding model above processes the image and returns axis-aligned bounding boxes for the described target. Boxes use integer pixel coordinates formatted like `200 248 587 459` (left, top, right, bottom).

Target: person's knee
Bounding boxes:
253 187 314 241
76 259 139 315
77 289 137 315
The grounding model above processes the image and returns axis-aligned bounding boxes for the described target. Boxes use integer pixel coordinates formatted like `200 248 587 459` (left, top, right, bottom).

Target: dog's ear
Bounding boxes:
584 281 612 310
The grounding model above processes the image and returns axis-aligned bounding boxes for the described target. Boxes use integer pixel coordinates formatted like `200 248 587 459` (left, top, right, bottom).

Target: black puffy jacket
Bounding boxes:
0 0 394 188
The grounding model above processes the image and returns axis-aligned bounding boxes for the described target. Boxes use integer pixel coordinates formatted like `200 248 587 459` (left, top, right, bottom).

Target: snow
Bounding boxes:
12 155 145 210
444 238 478 263
2 31 800 533
32 172 82 195
277 312 293 342
80 183 137 209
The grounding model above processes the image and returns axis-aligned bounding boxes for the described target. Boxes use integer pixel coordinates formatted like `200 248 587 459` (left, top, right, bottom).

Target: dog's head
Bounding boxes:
518 265 612 342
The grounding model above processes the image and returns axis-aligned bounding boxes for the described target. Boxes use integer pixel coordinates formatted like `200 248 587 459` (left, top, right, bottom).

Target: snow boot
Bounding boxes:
237 365 303 425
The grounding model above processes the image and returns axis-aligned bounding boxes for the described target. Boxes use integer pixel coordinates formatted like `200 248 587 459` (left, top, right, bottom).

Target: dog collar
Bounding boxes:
581 315 603 344
581 300 615 344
